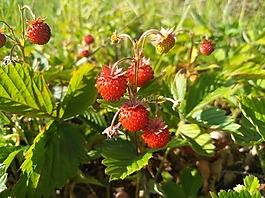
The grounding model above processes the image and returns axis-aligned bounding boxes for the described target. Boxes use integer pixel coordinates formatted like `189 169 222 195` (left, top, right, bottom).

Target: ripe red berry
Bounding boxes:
83 34 94 45
199 39 215 56
119 102 149 132
127 58 154 87
142 117 170 148
96 65 127 102
27 18 51 45
80 49 90 57
0 33 6 48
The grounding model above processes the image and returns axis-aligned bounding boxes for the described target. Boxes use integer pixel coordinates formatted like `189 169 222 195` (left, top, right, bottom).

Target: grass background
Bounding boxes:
1 0 265 70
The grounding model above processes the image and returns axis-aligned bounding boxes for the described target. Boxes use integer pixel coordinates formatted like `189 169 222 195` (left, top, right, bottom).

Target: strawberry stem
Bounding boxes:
154 148 170 182
112 57 135 70
187 31 195 71
21 5 36 20
0 20 27 63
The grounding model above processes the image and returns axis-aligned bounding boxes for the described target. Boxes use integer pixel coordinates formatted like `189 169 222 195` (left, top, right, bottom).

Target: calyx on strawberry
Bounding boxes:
142 117 170 148
119 101 149 132
152 27 175 54
0 28 6 48
127 58 154 87
27 17 51 45
96 65 127 102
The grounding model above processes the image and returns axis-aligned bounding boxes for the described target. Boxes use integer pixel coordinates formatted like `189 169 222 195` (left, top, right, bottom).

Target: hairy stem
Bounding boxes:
154 148 170 181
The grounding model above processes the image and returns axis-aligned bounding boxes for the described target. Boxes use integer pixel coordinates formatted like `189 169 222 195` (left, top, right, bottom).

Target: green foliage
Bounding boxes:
1 0 265 197
98 138 152 181
59 63 97 120
210 175 263 198
179 124 215 156
161 168 203 198
0 164 7 193
12 121 87 197
0 63 55 117
240 95 265 139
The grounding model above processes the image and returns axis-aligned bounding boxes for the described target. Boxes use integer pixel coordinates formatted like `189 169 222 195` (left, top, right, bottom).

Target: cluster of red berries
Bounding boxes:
79 34 94 57
96 29 216 148
27 18 51 45
96 57 171 148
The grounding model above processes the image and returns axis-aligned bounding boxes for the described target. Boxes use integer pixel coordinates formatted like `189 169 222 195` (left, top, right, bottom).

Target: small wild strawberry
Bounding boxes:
83 34 94 45
80 49 90 57
119 102 149 132
199 39 215 56
142 117 170 148
0 33 6 48
152 27 175 54
27 18 51 45
96 65 127 102
127 58 154 87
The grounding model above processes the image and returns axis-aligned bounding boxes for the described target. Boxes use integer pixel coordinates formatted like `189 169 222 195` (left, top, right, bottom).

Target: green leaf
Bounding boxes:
166 137 188 149
81 107 108 132
13 120 87 197
2 147 23 172
169 73 187 113
0 63 55 117
185 72 232 117
180 168 203 198
179 124 215 156
240 95 265 139
59 63 97 120
138 77 161 97
192 106 240 132
148 179 165 197
162 181 187 198
0 146 18 162
0 164 7 193
99 139 152 181
244 175 260 193
232 115 261 145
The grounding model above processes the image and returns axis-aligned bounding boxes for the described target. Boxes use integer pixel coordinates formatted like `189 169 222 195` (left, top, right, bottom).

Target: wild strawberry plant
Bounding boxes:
0 3 265 198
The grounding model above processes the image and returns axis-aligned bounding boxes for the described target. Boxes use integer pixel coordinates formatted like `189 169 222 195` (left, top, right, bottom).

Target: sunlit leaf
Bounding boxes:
0 164 7 193
179 124 215 156
179 168 202 198
192 106 240 132
240 95 265 139
59 64 97 119
99 139 152 181
185 72 232 117
244 175 260 193
169 73 186 113
162 181 186 198
2 147 23 172
13 120 87 197
0 63 55 117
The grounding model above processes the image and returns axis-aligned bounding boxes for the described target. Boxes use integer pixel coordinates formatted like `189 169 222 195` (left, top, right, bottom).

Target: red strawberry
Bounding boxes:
83 34 94 45
0 33 6 48
96 65 127 102
152 27 175 54
80 49 90 57
142 117 170 148
27 18 51 45
127 58 154 87
119 102 149 132
199 39 215 56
